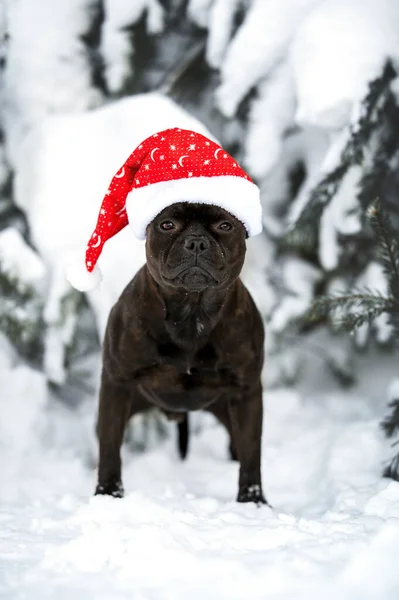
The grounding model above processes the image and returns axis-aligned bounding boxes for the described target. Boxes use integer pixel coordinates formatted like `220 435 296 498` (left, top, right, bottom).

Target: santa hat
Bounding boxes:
66 127 262 292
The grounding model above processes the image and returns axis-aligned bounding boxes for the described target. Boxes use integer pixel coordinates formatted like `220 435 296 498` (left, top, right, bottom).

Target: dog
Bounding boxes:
95 201 266 504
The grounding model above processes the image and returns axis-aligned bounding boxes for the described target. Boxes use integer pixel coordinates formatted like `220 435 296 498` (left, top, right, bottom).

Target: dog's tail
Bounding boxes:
177 413 189 460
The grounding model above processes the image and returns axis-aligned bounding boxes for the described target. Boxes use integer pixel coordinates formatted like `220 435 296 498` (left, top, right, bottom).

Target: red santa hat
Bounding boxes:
66 127 262 292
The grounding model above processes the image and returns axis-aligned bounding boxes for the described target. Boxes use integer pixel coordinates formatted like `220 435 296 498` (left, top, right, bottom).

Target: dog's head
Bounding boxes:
145 203 247 291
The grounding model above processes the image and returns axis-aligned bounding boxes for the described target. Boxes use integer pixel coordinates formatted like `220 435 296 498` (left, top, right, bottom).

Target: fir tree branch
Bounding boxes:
0 265 43 356
0 268 36 303
381 400 399 438
306 198 399 337
357 89 399 213
366 199 399 299
308 291 394 323
334 307 389 331
283 61 397 252
159 39 206 97
366 199 399 274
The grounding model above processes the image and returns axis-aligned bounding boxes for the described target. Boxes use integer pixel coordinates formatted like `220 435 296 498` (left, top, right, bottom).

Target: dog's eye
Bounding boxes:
160 220 175 231
218 222 233 232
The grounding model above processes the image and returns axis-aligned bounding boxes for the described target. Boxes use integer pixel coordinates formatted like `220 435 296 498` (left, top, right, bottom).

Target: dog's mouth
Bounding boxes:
164 265 219 290
180 266 216 288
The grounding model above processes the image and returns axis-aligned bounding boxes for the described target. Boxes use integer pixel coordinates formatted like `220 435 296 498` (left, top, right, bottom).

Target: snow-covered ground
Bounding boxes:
1 334 399 600
2 1 399 597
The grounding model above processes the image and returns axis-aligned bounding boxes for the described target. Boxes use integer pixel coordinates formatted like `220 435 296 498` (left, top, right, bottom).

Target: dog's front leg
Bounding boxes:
228 384 267 505
95 372 132 498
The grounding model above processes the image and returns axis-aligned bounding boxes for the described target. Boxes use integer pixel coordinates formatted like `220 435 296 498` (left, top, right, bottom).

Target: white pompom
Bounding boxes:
66 261 103 292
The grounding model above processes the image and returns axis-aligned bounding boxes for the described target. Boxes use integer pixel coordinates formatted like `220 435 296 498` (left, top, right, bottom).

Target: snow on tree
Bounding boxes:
188 0 399 385
1 0 399 452
4 3 399 587
14 92 214 384
100 0 164 94
0 0 170 376
308 199 399 475
2 0 103 167
209 0 320 119
0 227 45 360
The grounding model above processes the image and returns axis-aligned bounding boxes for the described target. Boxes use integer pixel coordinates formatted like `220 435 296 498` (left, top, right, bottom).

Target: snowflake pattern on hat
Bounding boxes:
67 127 262 292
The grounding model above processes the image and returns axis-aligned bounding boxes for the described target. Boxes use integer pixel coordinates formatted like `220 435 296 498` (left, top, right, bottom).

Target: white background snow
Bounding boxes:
2 337 399 599
2 0 399 598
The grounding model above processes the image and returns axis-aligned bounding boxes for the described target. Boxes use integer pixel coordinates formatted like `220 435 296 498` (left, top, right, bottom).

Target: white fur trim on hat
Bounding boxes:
125 175 262 239
66 260 103 292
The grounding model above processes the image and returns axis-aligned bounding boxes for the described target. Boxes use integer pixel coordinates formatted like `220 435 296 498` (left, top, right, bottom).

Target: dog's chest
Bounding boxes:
158 339 218 372
164 311 210 345
140 340 224 412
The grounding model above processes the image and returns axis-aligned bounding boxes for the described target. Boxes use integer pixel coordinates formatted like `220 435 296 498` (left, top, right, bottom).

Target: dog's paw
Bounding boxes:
95 481 124 498
237 484 267 506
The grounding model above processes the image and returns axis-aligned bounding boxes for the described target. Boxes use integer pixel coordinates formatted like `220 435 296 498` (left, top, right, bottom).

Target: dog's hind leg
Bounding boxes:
161 411 190 460
177 414 189 460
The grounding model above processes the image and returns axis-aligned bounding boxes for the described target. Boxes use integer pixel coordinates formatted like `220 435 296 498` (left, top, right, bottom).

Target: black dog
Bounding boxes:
95 202 266 504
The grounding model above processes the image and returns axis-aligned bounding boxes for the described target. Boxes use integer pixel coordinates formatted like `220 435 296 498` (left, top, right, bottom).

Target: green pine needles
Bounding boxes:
285 61 397 253
0 264 43 360
308 199 399 333
308 198 399 479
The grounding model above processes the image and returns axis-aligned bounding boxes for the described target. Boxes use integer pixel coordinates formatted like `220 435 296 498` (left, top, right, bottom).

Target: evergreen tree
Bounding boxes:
280 61 399 348
307 198 399 479
180 1 399 386
1 0 399 405
0 227 44 362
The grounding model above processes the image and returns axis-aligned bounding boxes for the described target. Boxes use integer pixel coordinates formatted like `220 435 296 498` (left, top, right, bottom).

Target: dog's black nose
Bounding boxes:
184 236 210 253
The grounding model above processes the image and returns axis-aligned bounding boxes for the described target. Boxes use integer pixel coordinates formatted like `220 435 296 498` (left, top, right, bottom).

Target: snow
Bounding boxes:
13 91 267 384
198 0 399 129
291 0 399 130
101 0 164 93
3 0 102 166
14 92 214 326
269 258 322 334
213 0 321 118
0 227 46 288
353 262 393 347
244 60 295 179
1 342 399 599
192 0 399 298
205 0 241 69
187 0 214 28
318 160 362 271
2 1 399 597
13 93 216 383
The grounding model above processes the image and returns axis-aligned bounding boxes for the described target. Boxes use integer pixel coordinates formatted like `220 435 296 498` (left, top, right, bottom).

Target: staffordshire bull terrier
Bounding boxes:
95 201 266 504
66 127 266 504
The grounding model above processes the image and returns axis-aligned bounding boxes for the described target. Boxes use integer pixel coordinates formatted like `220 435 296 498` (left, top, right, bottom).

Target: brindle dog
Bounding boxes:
95 202 266 504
